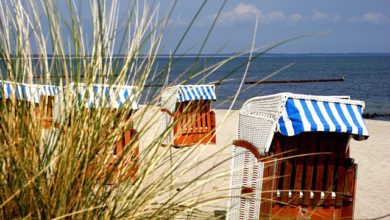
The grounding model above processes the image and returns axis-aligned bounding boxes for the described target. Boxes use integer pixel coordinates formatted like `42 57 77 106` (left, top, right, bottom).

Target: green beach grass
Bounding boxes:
0 1 246 218
0 1 314 219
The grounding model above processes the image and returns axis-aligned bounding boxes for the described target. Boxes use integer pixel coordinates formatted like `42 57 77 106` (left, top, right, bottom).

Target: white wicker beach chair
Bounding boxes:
227 93 369 220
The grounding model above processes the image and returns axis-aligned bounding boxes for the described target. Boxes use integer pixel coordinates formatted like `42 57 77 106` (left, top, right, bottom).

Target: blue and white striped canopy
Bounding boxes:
0 81 59 103
1 81 139 109
176 85 216 102
61 83 139 109
278 98 369 138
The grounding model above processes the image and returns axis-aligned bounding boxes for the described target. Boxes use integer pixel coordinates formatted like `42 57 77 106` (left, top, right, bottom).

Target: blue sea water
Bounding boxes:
1 55 389 114
151 55 390 114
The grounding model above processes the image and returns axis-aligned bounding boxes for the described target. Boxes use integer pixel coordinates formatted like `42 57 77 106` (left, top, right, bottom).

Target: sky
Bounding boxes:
159 0 390 54
40 0 390 54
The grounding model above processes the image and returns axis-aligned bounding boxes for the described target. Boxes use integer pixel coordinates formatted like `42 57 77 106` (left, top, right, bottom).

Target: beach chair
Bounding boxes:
227 93 369 220
0 80 58 129
54 83 140 182
160 85 217 147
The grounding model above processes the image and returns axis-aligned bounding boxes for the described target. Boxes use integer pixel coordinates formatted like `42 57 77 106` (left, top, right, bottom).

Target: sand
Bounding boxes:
137 107 390 219
350 119 390 219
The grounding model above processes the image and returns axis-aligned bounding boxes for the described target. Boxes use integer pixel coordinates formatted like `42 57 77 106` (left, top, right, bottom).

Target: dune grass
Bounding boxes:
0 0 320 219
0 0 248 219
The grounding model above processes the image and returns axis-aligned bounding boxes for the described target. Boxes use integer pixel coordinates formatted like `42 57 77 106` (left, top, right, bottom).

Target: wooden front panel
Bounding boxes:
84 110 138 183
39 96 54 128
261 132 356 220
1 96 54 129
173 100 216 146
87 129 139 183
107 129 139 182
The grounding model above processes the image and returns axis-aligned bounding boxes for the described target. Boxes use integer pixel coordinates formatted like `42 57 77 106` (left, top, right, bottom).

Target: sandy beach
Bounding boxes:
137 107 390 219
350 119 390 219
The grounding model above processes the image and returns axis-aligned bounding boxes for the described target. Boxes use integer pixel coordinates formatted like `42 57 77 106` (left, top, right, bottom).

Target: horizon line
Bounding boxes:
4 52 390 59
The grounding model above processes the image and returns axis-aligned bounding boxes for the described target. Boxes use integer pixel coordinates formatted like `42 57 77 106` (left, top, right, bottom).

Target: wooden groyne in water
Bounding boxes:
13 76 344 87
144 77 345 87
244 77 345 85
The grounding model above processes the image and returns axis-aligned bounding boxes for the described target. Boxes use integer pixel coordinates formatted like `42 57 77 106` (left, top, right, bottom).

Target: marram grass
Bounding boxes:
0 0 238 219
0 0 303 219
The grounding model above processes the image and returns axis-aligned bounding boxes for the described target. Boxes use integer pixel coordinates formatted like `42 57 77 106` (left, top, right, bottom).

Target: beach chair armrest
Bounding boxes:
233 140 262 160
241 186 254 195
161 108 174 117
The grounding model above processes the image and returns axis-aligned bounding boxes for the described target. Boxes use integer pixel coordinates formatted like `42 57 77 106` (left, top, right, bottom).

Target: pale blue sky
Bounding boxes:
162 0 390 54
51 0 390 54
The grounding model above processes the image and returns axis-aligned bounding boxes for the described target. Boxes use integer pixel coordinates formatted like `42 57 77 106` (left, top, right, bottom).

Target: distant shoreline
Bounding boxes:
4 53 390 59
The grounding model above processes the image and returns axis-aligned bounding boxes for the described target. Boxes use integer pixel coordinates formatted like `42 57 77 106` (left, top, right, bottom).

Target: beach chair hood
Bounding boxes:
53 82 139 123
0 80 59 103
239 93 369 154
161 85 216 113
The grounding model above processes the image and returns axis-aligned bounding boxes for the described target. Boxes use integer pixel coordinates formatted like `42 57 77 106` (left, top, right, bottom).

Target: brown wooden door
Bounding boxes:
260 132 357 220
173 100 216 146
106 129 139 183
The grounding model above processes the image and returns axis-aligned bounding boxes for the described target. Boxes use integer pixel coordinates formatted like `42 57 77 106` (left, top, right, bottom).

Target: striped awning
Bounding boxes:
176 85 216 102
278 98 369 138
0 81 59 103
60 83 139 109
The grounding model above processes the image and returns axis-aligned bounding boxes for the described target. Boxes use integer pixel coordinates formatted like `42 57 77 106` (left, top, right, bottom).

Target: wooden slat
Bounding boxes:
210 111 216 143
272 135 282 200
292 135 304 205
343 160 356 198
38 96 54 128
115 133 123 156
335 135 348 206
124 130 131 160
173 113 179 135
197 111 202 132
181 113 187 133
313 133 327 206
206 111 211 133
302 133 316 206
210 111 215 127
281 135 293 204
192 112 196 134
182 113 187 134
335 169 345 206
324 135 336 206
260 154 273 219
129 130 139 180
187 113 192 133
341 163 357 219
201 110 206 133
47 96 53 117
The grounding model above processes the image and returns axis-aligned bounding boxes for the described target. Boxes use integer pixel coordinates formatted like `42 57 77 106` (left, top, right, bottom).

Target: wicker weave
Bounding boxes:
227 147 263 220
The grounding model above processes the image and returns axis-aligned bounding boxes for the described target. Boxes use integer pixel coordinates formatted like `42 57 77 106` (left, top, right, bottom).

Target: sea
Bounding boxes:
147 54 390 115
1 54 389 115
